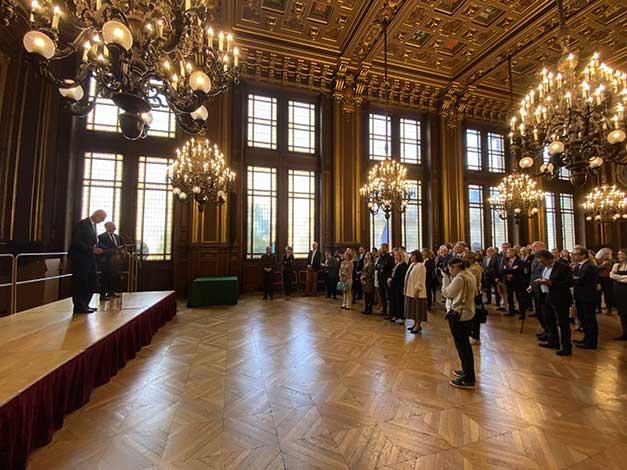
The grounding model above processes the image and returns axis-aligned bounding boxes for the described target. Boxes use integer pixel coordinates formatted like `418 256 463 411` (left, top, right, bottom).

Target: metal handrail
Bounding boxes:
5 245 145 314
0 254 15 288
12 252 69 315
0 254 15 316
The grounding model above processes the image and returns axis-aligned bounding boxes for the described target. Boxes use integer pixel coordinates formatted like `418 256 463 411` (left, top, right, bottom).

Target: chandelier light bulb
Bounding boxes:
588 156 604 168
608 129 626 144
23 30 55 59
58 81 84 101
548 140 564 155
189 70 212 93
102 20 133 51
519 156 534 169
190 105 208 121
141 112 153 126
192 186 201 194
179 192 187 200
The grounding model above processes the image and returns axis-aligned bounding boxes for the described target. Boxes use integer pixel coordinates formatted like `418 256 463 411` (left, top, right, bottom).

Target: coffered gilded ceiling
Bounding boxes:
228 0 627 120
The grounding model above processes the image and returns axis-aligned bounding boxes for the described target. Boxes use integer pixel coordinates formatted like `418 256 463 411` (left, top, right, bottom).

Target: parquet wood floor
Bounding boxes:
27 295 627 469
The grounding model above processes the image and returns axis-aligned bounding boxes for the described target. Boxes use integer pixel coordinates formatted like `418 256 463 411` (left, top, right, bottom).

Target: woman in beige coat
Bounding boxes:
404 250 428 334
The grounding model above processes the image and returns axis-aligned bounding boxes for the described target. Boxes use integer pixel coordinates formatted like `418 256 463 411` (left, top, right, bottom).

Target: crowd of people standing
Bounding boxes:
260 240 627 390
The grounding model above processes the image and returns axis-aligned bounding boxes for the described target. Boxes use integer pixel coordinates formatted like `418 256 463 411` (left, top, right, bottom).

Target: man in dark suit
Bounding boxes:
305 241 321 296
572 247 599 349
375 243 394 315
68 210 106 314
353 246 366 302
97 221 123 300
535 250 574 356
500 247 527 317
260 246 277 300
481 247 500 305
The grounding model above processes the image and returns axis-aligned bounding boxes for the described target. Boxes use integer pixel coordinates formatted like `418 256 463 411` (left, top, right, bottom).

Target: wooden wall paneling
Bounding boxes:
426 112 441 248
320 94 334 249
439 114 465 243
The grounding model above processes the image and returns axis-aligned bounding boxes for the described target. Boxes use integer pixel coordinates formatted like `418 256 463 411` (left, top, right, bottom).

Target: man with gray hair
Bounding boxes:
68 210 106 313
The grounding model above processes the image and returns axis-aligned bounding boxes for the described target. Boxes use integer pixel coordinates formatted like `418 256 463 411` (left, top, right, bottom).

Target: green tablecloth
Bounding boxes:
187 276 238 307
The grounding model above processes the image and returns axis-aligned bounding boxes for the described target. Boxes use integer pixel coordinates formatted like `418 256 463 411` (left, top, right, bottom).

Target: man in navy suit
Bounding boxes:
98 221 123 300
305 241 322 296
572 247 599 349
68 210 106 313
535 250 574 356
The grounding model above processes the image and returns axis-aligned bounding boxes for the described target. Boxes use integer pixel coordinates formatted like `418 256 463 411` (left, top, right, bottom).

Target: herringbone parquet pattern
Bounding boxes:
27 295 627 469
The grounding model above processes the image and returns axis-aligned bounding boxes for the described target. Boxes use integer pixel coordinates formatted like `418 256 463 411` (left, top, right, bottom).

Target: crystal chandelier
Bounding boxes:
16 0 240 139
168 137 236 212
359 5 409 221
509 0 626 186
489 173 545 221
360 159 409 219
582 184 627 222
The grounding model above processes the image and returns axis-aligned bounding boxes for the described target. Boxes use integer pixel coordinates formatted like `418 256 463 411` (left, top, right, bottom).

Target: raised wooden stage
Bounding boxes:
0 291 177 470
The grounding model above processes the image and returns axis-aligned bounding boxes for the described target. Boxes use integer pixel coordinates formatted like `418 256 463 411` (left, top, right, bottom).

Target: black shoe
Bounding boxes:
556 349 572 356
538 342 560 349
497 307 506 312
452 370 464 378
449 378 475 389
575 343 597 350
410 327 422 334
73 310 93 314
88 307 97 312
613 335 627 341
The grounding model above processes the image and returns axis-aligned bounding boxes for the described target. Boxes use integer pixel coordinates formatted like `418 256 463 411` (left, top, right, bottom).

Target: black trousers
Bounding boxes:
364 291 375 313
390 287 404 318
426 280 434 309
263 271 273 298
282 271 292 296
71 257 97 312
576 300 598 347
506 284 528 314
484 275 499 304
326 277 338 298
544 294 572 352
598 278 614 310
448 317 475 382
379 283 389 314
534 292 546 330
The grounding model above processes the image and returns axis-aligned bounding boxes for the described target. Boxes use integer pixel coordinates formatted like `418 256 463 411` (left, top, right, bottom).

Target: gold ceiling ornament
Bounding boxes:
17 0 239 139
582 184 627 223
168 137 236 212
359 2 410 223
488 173 545 222
509 0 626 186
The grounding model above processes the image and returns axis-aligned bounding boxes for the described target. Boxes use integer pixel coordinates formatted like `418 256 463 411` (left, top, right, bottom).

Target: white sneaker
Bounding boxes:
470 338 481 345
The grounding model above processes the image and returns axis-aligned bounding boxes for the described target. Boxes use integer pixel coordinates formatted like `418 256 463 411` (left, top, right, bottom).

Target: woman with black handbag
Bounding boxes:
442 258 477 390
464 252 485 345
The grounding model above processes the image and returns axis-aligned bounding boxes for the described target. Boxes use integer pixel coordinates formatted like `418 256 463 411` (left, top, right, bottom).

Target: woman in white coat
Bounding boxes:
404 250 428 334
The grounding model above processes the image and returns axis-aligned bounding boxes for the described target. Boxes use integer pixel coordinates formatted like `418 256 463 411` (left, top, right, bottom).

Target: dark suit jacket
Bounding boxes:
68 218 97 269
529 257 544 293
98 232 121 251
547 261 574 307
501 257 525 288
482 255 499 277
573 261 599 303
375 252 395 282
307 250 322 271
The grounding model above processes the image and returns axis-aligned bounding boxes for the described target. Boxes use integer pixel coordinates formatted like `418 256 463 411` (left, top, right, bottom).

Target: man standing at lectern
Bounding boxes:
98 221 123 300
69 210 106 314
